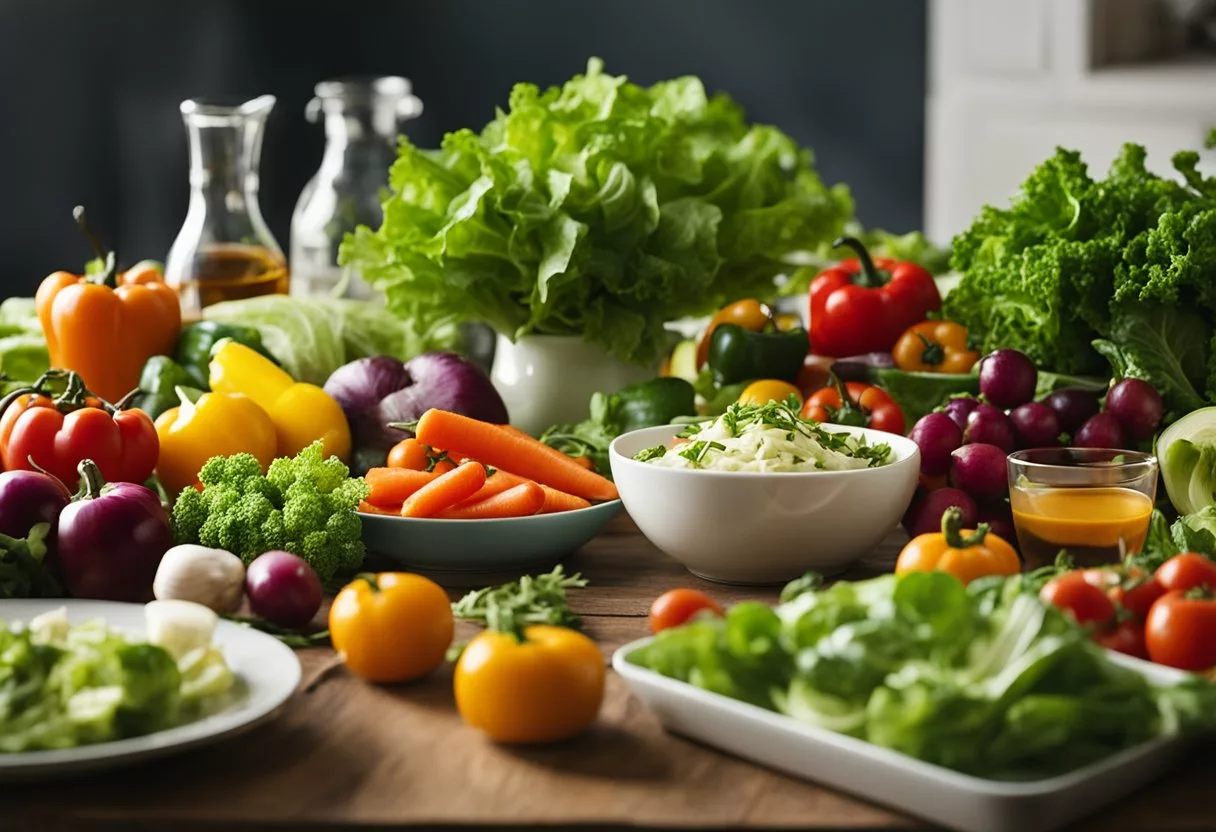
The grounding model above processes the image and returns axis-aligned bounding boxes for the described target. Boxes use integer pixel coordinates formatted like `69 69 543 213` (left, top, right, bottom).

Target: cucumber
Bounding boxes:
1157 406 1216 515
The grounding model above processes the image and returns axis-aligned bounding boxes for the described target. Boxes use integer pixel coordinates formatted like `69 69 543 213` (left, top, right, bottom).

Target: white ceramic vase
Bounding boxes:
490 333 656 437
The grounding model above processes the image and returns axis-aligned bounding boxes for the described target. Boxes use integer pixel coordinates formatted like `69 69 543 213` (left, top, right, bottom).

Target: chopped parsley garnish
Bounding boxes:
634 445 668 463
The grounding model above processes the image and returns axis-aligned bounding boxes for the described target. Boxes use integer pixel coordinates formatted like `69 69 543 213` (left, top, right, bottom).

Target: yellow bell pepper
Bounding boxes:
208 340 352 462
154 387 278 493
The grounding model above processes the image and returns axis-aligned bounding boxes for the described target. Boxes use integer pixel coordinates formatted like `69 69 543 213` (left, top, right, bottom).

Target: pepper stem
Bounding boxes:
75 458 106 502
52 371 93 412
827 372 869 428
917 333 945 366
356 572 382 593
941 506 989 549
73 206 119 289
832 236 888 289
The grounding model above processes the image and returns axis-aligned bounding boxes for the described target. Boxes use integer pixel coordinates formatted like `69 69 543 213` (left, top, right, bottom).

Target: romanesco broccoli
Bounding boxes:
170 441 369 583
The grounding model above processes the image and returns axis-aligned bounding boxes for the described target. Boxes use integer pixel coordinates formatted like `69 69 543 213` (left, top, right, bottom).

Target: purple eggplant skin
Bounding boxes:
53 459 173 602
831 352 896 382
0 470 71 543
324 352 509 472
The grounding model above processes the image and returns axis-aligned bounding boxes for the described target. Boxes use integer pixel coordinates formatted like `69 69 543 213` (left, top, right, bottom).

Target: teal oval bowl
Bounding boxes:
358 500 623 573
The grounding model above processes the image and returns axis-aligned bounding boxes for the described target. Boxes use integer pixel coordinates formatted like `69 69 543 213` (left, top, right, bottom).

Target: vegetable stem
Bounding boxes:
73 206 119 289
940 505 989 549
833 236 888 289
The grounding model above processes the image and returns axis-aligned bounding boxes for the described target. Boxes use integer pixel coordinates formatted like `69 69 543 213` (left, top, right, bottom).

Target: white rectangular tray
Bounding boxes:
613 637 1196 832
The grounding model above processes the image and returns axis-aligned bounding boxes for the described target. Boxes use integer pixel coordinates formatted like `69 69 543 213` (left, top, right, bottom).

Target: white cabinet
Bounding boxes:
926 0 1216 242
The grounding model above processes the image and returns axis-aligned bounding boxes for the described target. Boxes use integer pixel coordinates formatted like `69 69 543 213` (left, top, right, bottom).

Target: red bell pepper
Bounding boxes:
0 370 159 492
809 237 942 358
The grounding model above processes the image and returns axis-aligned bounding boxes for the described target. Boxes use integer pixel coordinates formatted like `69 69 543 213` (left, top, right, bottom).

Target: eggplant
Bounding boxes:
324 352 509 473
831 351 896 382
54 459 173 602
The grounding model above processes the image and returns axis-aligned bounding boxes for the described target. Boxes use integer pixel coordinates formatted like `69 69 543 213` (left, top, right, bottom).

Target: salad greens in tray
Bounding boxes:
626 569 1216 781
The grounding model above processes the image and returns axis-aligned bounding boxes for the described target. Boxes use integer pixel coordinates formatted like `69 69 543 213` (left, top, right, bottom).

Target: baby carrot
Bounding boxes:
437 481 545 520
452 469 530 508
358 500 401 516
401 461 488 518
365 468 438 508
539 485 592 514
414 410 619 502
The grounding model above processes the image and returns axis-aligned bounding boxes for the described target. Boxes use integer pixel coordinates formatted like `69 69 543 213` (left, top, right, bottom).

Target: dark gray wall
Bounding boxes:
0 0 926 295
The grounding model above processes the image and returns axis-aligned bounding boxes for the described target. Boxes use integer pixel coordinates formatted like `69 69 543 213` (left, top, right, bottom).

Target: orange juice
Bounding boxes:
1010 486 1153 570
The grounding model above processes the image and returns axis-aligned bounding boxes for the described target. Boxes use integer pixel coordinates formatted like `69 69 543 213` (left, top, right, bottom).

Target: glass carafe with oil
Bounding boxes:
165 95 289 318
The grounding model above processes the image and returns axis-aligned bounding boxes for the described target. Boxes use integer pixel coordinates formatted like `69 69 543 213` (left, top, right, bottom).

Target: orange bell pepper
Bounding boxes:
891 320 980 375
35 207 181 403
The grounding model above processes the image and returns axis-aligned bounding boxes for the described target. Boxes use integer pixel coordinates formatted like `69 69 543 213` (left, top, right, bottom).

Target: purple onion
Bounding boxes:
0 470 71 542
54 459 172 602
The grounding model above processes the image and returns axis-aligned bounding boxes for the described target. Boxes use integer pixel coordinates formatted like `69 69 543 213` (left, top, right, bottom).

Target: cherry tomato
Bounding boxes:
800 382 906 435
737 379 804 407
1039 572 1117 628
1155 553 1216 594
1145 590 1216 671
454 625 605 743
329 573 454 683
649 589 724 634
1080 567 1165 621
1093 619 1149 660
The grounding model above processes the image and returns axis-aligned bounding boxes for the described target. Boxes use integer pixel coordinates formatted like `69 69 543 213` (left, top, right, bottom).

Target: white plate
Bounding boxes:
614 637 1197 832
0 599 301 779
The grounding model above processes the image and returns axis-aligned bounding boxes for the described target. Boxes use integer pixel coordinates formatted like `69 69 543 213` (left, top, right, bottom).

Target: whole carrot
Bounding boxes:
401 461 487 518
539 486 592 514
415 410 618 502
437 481 545 520
365 468 438 508
358 500 402 516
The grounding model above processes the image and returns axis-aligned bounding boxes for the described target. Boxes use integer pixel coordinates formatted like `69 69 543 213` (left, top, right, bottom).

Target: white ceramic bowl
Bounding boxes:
609 424 920 584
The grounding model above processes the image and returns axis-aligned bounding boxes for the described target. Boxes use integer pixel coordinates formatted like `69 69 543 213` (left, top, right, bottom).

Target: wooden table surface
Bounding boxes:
4 516 1216 832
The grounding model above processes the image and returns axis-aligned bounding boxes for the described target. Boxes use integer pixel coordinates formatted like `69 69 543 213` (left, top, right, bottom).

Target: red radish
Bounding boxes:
902 487 978 538
909 413 963 476
949 443 1009 503
245 551 323 629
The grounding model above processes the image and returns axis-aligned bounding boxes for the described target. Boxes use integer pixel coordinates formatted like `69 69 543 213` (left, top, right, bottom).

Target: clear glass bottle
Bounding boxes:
165 95 289 319
289 76 423 300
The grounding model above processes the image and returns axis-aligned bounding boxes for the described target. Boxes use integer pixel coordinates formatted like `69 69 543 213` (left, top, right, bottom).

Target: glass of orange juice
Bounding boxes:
1007 448 1158 571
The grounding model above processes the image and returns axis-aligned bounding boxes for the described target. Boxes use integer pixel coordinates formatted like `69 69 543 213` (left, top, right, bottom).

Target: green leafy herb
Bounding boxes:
450 565 589 642
339 58 853 366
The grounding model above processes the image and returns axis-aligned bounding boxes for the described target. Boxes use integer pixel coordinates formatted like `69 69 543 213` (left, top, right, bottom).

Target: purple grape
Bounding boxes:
1009 402 1061 449
949 443 1010 503
963 404 1016 452
979 349 1038 409
976 502 1018 548
1074 412 1129 450
1104 379 1164 441
909 412 964 476
902 487 978 538
1042 388 1100 435
942 396 980 431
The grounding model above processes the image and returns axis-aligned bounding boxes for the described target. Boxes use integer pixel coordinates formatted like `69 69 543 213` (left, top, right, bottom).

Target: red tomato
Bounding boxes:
1093 620 1149 660
1145 590 1216 671
649 589 724 634
1082 567 1166 620
1155 553 1216 594
1039 572 1117 628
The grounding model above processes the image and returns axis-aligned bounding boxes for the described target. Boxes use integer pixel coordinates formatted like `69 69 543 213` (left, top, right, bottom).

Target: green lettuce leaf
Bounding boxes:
340 58 853 366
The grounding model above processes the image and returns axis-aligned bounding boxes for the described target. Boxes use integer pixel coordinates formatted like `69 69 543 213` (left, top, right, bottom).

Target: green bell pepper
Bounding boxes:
707 323 808 387
175 321 278 389
133 356 197 420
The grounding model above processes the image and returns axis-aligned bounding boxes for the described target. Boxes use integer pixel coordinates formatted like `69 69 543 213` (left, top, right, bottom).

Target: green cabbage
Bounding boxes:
201 295 459 385
339 58 853 366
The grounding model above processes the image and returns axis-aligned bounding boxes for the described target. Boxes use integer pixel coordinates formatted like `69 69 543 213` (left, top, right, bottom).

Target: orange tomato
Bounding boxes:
454 625 605 744
694 299 773 368
329 573 454 683
737 379 803 407
896 507 1020 586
